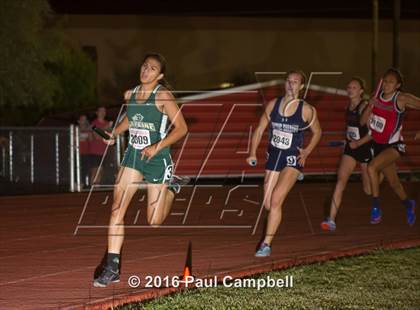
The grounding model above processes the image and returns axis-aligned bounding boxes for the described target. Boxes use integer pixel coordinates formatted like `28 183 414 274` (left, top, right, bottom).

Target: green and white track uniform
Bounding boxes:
121 84 173 184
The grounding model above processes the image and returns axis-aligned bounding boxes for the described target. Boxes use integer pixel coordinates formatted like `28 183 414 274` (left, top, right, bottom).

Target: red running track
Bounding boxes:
1 182 419 309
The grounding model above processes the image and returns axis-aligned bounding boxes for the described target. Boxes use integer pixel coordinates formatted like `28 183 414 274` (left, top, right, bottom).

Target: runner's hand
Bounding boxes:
103 132 115 145
368 97 377 108
141 144 160 162
246 155 257 166
349 140 359 149
297 147 309 167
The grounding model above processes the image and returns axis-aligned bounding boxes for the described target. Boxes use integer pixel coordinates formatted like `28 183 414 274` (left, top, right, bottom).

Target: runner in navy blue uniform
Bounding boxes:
247 70 322 257
321 77 373 231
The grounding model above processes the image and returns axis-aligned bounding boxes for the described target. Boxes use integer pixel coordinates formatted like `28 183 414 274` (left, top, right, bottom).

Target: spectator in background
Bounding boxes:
89 106 113 185
0 136 8 147
77 114 92 187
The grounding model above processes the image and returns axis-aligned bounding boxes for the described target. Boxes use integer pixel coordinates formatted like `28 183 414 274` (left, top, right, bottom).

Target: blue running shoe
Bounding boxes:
255 242 271 257
370 206 382 224
321 218 336 231
93 265 120 287
406 200 416 226
169 175 190 194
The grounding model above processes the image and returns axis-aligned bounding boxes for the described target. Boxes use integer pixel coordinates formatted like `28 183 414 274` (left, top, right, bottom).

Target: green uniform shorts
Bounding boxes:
121 146 173 184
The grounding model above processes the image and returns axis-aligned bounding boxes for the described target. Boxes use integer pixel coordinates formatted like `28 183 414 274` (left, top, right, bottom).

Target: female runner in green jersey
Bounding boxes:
94 53 188 287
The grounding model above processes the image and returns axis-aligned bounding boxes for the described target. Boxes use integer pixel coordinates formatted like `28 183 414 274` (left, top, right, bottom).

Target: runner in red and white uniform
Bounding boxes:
364 68 420 226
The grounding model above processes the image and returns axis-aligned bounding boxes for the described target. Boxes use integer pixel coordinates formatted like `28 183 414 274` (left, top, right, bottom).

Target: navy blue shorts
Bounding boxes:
265 148 303 172
343 140 373 163
372 141 406 157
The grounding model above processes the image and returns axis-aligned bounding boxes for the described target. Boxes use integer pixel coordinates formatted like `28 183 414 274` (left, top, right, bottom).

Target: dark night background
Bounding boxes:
49 0 420 18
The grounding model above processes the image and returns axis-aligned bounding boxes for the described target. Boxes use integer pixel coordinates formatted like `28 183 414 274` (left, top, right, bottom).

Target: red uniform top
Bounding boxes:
370 91 404 144
79 129 90 154
89 118 111 155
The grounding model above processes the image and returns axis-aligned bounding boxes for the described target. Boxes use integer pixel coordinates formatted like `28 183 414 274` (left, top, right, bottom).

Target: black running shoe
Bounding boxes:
169 175 190 194
93 265 120 287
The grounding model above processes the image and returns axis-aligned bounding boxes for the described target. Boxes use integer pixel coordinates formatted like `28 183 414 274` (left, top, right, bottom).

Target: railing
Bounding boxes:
0 126 418 195
2 76 419 194
0 126 122 195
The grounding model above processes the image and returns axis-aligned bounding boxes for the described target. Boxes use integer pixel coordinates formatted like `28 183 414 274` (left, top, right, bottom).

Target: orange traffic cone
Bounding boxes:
182 266 191 279
180 241 194 283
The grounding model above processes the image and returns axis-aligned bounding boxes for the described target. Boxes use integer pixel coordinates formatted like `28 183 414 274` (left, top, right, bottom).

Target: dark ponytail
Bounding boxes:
142 52 173 91
286 70 307 98
349 76 368 114
349 76 366 99
383 67 404 91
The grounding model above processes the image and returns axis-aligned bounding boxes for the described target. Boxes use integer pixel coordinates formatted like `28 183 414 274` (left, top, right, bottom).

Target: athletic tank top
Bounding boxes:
126 84 170 153
345 100 368 141
370 91 404 144
268 97 306 152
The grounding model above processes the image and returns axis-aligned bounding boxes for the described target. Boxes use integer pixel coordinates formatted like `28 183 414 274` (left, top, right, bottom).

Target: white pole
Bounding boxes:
9 131 13 182
69 125 75 192
116 134 121 165
75 126 81 192
55 133 60 185
1 146 5 178
30 134 34 184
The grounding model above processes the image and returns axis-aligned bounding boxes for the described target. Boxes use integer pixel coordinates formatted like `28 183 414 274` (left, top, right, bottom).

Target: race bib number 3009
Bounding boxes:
129 128 151 150
271 129 293 150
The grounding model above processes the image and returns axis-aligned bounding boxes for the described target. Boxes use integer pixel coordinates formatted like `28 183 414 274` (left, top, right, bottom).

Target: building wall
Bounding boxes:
61 15 420 102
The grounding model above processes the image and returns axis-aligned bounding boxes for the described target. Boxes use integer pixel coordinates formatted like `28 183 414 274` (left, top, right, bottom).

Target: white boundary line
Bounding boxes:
177 78 347 104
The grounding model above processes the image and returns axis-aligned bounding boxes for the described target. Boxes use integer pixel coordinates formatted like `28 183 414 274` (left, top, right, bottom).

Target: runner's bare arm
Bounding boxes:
350 133 372 149
359 100 371 126
124 89 133 101
361 96 376 126
113 116 129 136
249 99 276 157
156 90 188 150
398 92 420 110
111 89 134 136
301 103 322 156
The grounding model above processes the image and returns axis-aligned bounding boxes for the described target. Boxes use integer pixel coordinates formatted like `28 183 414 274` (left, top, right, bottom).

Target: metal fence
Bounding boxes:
0 126 121 195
